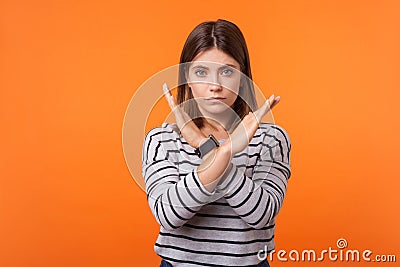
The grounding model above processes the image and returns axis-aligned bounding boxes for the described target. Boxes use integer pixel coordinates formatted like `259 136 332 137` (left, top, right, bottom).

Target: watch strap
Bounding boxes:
194 134 220 158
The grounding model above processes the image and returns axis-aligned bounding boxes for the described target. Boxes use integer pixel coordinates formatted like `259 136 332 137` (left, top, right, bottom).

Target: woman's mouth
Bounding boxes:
206 97 226 102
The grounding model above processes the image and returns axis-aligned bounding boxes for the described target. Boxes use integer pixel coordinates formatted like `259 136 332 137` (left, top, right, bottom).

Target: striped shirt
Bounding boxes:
142 122 291 267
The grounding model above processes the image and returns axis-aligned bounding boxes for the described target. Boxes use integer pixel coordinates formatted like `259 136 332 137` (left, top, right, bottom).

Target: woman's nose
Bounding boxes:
209 81 222 91
208 74 222 91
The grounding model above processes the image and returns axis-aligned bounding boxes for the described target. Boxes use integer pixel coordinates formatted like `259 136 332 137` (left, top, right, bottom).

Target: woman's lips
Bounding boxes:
206 97 226 102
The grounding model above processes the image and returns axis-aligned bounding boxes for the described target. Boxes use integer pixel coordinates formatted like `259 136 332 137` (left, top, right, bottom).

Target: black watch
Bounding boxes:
194 134 220 158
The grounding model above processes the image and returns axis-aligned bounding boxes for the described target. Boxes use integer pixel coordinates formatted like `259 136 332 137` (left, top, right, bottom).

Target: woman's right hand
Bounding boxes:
223 94 280 156
163 83 208 148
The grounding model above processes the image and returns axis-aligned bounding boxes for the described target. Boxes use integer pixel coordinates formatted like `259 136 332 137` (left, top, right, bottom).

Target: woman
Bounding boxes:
142 19 291 267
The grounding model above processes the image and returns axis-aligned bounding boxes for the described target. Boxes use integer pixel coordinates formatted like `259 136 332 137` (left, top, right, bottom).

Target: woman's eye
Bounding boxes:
221 68 233 76
195 70 207 76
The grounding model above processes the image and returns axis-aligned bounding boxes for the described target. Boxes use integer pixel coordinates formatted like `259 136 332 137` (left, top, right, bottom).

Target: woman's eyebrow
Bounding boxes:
191 63 239 69
224 63 238 68
191 64 209 69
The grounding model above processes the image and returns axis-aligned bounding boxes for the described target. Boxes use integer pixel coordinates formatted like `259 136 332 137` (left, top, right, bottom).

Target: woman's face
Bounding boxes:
187 47 241 116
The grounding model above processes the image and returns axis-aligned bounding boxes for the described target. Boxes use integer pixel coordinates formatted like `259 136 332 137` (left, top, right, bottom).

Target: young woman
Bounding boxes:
142 19 291 267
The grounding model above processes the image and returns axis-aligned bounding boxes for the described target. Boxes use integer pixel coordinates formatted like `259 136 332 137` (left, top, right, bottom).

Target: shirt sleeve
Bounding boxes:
216 124 292 229
142 128 216 230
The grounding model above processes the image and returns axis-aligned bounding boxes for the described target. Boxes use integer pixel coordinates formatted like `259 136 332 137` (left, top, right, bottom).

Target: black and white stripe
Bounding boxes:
142 122 291 266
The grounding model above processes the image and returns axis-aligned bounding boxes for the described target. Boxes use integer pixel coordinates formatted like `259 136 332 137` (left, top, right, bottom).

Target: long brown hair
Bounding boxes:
177 19 258 129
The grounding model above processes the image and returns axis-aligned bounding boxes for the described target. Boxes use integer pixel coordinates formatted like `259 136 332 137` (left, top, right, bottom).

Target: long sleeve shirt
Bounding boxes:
142 122 291 267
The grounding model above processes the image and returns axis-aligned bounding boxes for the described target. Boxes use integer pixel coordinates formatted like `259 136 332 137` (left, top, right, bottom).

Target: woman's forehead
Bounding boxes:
192 48 239 68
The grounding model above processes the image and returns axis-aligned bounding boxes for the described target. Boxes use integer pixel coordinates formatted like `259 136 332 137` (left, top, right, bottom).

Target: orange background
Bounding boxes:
1 0 399 266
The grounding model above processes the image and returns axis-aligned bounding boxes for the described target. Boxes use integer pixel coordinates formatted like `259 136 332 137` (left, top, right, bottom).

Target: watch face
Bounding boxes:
196 135 220 158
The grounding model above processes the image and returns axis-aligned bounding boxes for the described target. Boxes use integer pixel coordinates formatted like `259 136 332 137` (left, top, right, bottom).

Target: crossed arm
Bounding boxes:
142 124 291 230
143 83 290 230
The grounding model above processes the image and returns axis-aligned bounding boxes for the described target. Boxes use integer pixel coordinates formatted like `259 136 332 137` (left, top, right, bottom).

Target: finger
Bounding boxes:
167 94 176 111
162 83 173 107
163 83 175 106
268 94 275 103
163 83 178 111
270 96 280 110
168 93 177 108
162 82 171 96
254 95 273 122
256 93 282 121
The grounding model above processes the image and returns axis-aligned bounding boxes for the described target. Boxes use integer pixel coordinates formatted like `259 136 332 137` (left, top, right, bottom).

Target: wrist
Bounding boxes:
203 141 231 163
195 136 208 148
217 140 234 159
194 134 220 158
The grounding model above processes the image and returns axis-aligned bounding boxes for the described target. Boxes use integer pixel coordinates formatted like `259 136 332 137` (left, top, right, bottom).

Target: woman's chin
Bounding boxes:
199 106 233 116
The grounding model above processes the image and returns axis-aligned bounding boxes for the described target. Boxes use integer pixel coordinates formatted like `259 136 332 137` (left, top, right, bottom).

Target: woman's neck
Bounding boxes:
199 116 235 140
200 107 237 129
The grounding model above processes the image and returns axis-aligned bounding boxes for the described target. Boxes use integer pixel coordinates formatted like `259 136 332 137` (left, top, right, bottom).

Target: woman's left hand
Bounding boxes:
163 83 207 148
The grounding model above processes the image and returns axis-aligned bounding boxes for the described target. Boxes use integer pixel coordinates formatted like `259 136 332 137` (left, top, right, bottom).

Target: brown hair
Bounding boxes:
177 19 258 129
